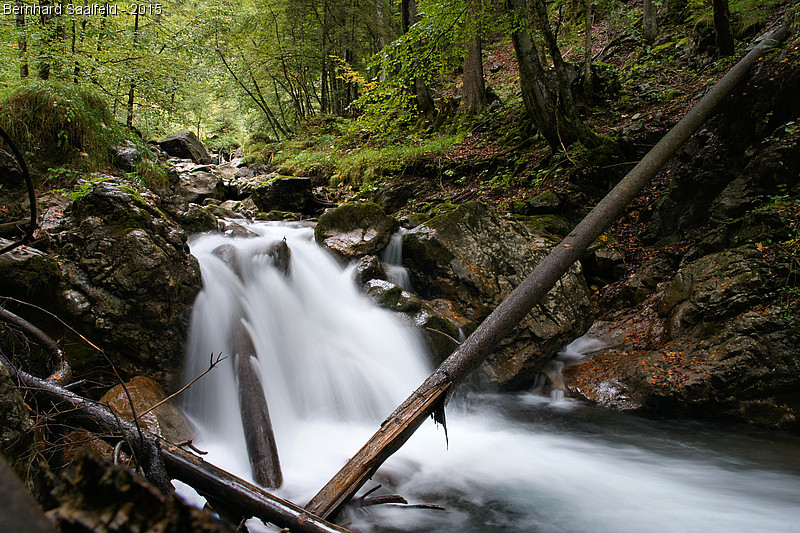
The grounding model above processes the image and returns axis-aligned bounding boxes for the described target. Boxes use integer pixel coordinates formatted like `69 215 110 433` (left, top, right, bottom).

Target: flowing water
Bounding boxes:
182 222 800 533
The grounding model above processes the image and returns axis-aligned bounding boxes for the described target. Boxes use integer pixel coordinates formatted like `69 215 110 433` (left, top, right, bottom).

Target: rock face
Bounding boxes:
403 202 594 388
51 179 201 382
156 131 212 164
565 246 799 430
314 202 398 260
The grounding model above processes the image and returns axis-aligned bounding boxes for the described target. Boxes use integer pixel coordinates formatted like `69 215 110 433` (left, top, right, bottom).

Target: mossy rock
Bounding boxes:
314 202 398 260
0 240 63 302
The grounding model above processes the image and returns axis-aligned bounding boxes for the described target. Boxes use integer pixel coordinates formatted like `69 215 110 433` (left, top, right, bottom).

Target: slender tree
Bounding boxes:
462 32 487 114
643 0 658 44
713 0 735 56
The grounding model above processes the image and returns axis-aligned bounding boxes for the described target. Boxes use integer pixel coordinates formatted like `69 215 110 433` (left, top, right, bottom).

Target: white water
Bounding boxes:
381 228 412 290
182 222 800 533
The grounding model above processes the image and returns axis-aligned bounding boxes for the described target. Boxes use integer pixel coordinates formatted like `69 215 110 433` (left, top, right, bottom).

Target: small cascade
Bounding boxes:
381 228 412 290
538 334 607 402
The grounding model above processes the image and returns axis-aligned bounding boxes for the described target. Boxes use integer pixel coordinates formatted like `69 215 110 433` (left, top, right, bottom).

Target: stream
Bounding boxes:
180 222 800 533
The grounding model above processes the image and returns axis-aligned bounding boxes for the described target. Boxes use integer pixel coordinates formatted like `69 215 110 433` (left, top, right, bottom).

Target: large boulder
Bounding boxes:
101 376 194 443
51 179 201 383
403 202 593 388
156 131 211 164
315 202 398 260
251 176 313 214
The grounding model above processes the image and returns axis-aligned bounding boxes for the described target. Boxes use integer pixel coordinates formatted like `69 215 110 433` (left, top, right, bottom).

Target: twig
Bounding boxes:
135 352 226 421
425 327 462 347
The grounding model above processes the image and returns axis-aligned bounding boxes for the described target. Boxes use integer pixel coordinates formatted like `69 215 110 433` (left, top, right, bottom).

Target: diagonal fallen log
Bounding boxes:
0 357 352 533
305 24 791 519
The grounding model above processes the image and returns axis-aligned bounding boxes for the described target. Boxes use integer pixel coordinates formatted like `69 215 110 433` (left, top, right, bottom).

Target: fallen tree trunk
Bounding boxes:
0 358 352 533
233 323 283 488
305 24 791 519
213 241 284 488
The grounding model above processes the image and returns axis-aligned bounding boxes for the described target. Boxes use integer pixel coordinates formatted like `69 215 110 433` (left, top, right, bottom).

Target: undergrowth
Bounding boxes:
0 81 124 169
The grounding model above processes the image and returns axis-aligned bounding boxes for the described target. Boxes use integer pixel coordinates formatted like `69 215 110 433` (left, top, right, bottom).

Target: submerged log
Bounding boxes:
213 240 286 488
1 358 351 533
305 24 792 519
233 323 282 488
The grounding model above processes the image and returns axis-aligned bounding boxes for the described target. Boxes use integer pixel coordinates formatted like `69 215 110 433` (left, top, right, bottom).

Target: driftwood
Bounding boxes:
305 24 792 519
1 356 352 533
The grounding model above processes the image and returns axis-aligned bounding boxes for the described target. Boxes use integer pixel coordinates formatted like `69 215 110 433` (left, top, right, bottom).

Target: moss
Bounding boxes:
0 81 124 171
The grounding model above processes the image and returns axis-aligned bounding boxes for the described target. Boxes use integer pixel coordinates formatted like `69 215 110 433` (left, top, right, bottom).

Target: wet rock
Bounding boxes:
51 179 201 383
403 201 593 388
177 203 218 234
156 131 212 164
251 176 313 213
101 376 195 443
659 246 779 324
315 202 398 260
364 279 422 313
218 220 258 238
521 190 562 215
0 363 39 490
0 240 63 303
617 251 681 305
353 255 387 288
113 146 142 172
174 169 226 205
566 309 800 430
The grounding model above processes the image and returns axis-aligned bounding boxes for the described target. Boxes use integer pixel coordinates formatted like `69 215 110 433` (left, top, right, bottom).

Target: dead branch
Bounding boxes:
136 353 226 421
0 306 71 385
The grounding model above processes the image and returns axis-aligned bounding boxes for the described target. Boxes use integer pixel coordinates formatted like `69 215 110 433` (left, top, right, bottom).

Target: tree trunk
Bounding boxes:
713 0 735 56
531 0 598 147
233 325 283 489
643 0 658 44
126 11 139 128
462 33 487 114
583 0 594 102
304 25 791 520
16 0 28 78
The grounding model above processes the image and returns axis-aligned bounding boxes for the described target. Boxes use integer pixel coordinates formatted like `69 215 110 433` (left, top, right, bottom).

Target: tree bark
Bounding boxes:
713 0 735 56
531 0 598 147
462 32 487 115
304 24 791 520
583 0 594 102
233 325 283 489
16 0 28 78
643 0 658 44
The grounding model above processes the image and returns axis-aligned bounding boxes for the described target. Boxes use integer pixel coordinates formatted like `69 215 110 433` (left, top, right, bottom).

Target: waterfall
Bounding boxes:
380 228 412 290
181 221 800 533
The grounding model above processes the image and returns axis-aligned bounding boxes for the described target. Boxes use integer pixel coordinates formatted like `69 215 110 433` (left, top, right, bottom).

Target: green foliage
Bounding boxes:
686 0 782 35
61 175 111 201
128 158 170 190
0 81 123 169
